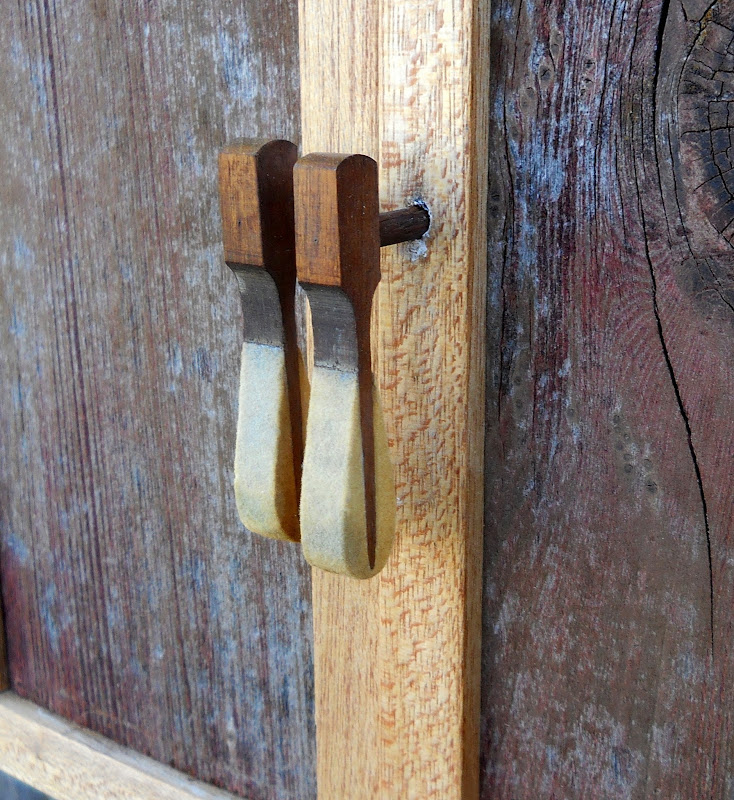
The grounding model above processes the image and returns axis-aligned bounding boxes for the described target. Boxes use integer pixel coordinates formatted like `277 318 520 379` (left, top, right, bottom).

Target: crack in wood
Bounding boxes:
483 0 733 793
639 211 715 655
656 0 717 654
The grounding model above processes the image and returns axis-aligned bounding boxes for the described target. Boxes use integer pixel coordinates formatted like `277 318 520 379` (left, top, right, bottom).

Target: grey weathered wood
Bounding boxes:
483 0 734 797
0 3 314 798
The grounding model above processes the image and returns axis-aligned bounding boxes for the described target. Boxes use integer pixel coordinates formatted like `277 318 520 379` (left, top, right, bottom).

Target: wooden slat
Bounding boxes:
0 693 237 800
0 3 314 797
299 0 490 796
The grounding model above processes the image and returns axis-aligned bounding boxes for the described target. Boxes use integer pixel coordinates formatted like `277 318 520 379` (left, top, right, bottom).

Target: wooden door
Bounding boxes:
3 0 734 798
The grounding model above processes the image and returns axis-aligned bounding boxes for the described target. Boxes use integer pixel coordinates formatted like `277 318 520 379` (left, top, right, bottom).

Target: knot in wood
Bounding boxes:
678 12 734 243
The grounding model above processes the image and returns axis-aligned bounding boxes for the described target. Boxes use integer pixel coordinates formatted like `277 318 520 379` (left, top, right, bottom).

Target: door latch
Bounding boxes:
219 139 430 577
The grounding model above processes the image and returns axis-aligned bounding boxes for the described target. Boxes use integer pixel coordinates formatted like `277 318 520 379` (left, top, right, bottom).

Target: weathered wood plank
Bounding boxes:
0 693 238 800
299 0 490 796
0 3 314 798
482 0 734 796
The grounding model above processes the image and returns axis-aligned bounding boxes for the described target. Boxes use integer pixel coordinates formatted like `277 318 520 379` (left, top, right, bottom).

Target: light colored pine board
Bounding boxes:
299 0 490 796
0 693 238 800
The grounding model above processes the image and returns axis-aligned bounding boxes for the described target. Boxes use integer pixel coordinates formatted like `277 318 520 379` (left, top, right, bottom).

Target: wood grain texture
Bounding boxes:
482 0 734 796
299 0 490 795
0 3 315 798
0 693 237 800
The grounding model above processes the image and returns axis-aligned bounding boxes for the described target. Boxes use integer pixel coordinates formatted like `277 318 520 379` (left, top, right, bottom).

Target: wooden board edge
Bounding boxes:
0 600 8 692
461 0 492 795
0 692 242 800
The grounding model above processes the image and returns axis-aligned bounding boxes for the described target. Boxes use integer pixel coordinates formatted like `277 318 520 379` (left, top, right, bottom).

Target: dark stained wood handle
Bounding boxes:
220 145 425 567
218 138 304 510
294 153 382 569
219 138 297 270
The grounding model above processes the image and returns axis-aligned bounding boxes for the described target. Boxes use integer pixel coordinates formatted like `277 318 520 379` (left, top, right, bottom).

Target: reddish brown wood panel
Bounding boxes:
0 3 314 798
482 0 734 797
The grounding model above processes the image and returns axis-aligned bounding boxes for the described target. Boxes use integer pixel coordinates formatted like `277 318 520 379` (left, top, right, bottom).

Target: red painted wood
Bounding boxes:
0 3 314 798
483 1 734 797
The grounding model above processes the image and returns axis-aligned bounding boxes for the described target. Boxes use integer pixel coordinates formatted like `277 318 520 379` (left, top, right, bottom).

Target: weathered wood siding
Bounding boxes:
0 3 314 798
483 0 734 797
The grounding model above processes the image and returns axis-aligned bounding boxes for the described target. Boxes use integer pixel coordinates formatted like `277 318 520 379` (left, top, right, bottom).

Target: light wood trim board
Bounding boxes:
298 0 491 796
0 692 239 800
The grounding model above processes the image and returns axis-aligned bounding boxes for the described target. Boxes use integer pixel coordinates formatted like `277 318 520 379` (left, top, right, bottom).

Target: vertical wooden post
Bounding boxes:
299 0 490 796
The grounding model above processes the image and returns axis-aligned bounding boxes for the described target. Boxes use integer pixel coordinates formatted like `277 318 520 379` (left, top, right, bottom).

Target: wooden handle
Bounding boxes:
294 153 395 578
294 153 381 297
294 153 396 577
218 139 302 541
220 138 297 269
